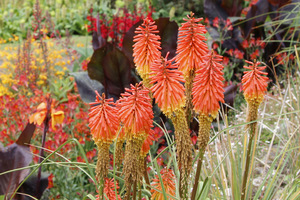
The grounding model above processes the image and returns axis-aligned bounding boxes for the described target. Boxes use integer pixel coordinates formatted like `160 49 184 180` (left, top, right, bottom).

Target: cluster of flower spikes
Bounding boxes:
176 12 209 115
151 168 176 200
117 83 154 193
133 18 161 88
242 60 268 135
192 52 225 149
88 91 119 184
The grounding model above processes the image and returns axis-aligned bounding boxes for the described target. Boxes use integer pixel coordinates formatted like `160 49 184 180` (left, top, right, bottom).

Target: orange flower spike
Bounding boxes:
240 61 268 200
118 83 153 138
242 60 268 102
151 168 176 200
103 178 121 200
96 178 121 200
176 12 209 76
133 18 161 88
88 91 119 144
192 52 225 119
150 52 186 116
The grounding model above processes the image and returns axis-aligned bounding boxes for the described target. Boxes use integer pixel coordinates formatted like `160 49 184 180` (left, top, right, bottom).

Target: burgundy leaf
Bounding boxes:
16 123 36 147
122 20 143 68
0 143 32 197
155 18 178 59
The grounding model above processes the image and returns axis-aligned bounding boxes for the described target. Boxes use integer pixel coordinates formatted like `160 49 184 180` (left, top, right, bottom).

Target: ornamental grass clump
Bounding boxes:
149 53 192 198
88 92 119 199
117 83 153 199
133 18 161 88
191 51 225 199
241 60 268 200
176 12 209 118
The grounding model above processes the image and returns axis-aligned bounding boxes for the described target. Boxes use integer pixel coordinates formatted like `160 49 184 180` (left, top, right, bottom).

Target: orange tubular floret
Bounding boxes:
88 91 119 143
133 18 161 81
242 60 268 101
176 12 209 76
118 83 153 138
150 52 186 115
192 52 225 118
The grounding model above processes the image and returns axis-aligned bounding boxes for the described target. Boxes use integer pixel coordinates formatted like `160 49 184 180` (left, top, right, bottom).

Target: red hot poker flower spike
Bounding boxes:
151 168 176 200
176 12 209 76
118 83 153 139
150 52 186 116
192 52 225 118
88 91 119 144
133 18 161 87
242 60 268 102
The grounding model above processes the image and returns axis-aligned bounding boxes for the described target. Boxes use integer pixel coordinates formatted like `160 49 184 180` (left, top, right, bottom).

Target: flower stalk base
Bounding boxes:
95 141 111 200
170 108 192 199
123 136 145 198
191 114 213 200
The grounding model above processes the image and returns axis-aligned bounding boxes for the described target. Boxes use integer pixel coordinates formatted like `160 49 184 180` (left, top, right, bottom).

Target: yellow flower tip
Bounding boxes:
192 52 225 118
242 60 269 103
176 12 209 76
51 110 64 130
133 18 161 81
88 91 119 143
149 52 186 115
117 83 153 139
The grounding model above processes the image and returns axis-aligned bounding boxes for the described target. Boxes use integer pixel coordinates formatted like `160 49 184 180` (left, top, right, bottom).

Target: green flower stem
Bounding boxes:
241 124 255 200
191 150 205 200
143 157 150 191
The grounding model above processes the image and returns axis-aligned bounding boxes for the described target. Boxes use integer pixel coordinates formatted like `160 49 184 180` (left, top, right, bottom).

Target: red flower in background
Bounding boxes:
48 173 54 189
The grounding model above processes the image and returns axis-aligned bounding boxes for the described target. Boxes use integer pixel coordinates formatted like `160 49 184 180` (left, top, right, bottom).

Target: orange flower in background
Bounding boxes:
133 18 161 87
151 168 176 200
242 60 268 101
95 178 121 200
176 12 209 76
29 101 64 129
192 52 225 118
103 178 121 200
88 91 119 143
29 102 47 125
117 83 153 138
150 52 186 115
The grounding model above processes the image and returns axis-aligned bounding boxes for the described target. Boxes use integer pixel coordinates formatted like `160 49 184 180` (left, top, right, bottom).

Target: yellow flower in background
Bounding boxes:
39 74 47 80
51 110 64 129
